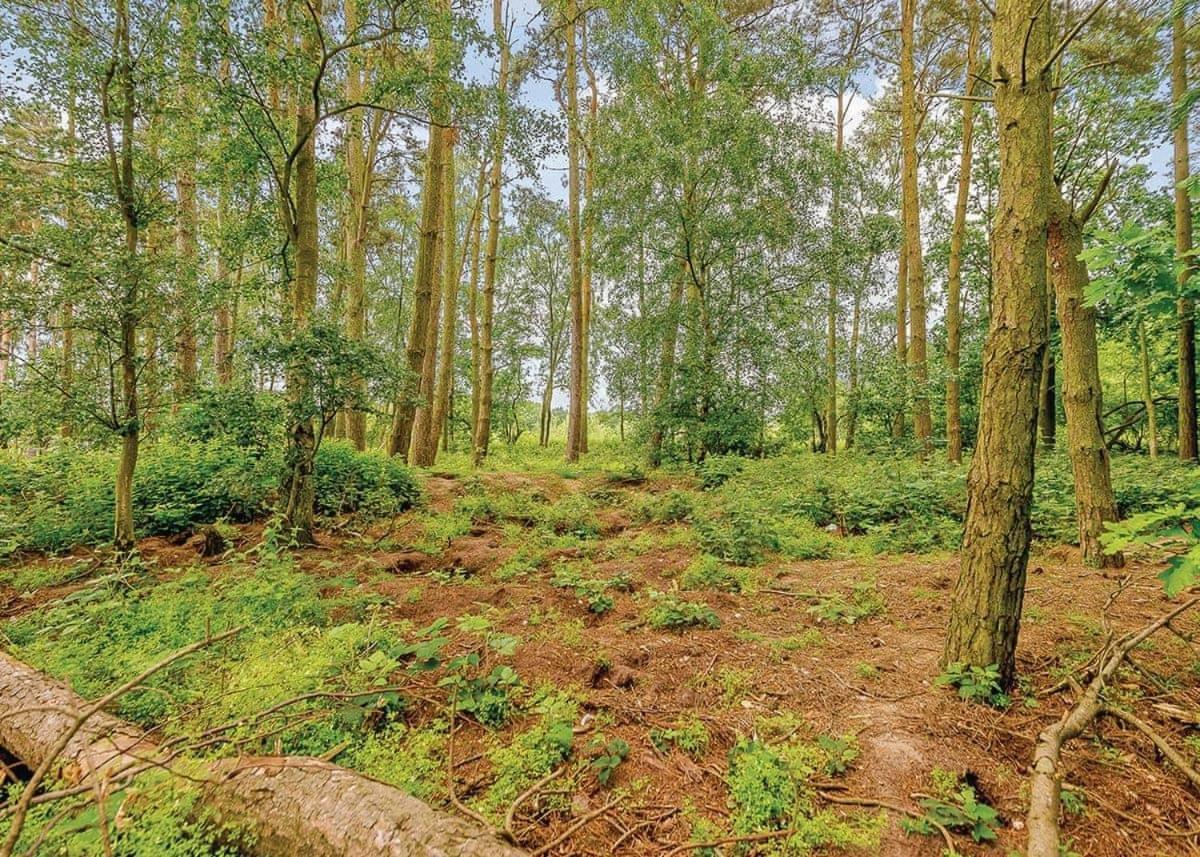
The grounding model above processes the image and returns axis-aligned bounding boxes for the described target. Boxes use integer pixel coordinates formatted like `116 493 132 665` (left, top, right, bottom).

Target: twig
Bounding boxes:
1102 705 1200 790
662 828 796 856
505 764 566 839
446 708 497 834
530 796 620 856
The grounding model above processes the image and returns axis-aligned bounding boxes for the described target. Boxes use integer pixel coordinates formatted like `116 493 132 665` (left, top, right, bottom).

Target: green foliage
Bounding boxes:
727 739 797 835
807 582 886 625
0 439 420 554
345 723 446 801
174 386 284 452
936 663 1012 709
696 505 779 565
588 736 630 786
645 591 721 631
680 554 748 593
650 717 711 758
635 489 697 523
902 783 1000 844
698 456 744 490
1101 505 1200 596
313 441 421 516
441 662 521 729
551 563 633 614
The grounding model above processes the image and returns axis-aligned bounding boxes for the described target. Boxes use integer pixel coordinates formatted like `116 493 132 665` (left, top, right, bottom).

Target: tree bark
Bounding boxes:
0 651 525 857
580 12 598 454
648 270 683 467
845 288 860 449
1048 192 1122 568
473 0 509 467
391 4 450 460
945 14 977 464
826 89 845 456
468 162 486 443
174 2 198 405
1140 321 1158 459
280 2 321 546
893 244 907 439
429 130 466 464
1038 284 1057 449
899 0 930 451
943 0 1052 688
1174 12 1198 462
564 0 585 464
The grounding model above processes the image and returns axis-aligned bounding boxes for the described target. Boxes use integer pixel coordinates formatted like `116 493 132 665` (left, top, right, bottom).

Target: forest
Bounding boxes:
2 0 1200 854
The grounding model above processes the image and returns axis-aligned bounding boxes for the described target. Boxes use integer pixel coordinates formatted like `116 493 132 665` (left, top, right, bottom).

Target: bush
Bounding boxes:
313 441 421 517
0 439 420 553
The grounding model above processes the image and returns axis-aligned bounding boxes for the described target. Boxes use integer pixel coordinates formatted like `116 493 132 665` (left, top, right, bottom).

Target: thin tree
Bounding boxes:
564 0 585 463
945 10 977 464
1174 8 1198 461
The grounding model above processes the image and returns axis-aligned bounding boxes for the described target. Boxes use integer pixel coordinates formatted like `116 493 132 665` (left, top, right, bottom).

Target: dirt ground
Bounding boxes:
4 470 1199 857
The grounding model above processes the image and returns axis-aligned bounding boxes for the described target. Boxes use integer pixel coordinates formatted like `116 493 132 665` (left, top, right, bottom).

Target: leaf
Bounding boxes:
1159 548 1200 598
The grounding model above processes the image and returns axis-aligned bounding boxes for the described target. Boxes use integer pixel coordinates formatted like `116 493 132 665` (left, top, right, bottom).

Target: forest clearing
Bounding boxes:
4 0 1200 855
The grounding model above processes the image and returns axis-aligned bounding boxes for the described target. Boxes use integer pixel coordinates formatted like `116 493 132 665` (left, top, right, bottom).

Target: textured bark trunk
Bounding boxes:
564 0 584 464
428 129 464 465
174 4 198 405
280 5 321 546
473 0 509 467
1174 14 1198 462
943 0 1052 688
899 0 930 450
0 652 524 857
1048 194 1122 568
892 245 907 439
945 15 977 464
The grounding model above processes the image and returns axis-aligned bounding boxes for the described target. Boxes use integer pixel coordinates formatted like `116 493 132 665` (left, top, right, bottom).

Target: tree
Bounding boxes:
1173 7 1198 462
943 0 1053 687
564 0 585 464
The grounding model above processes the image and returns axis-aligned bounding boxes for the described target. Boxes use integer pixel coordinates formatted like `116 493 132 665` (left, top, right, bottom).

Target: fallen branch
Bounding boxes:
1101 704 1200 790
1025 597 1200 857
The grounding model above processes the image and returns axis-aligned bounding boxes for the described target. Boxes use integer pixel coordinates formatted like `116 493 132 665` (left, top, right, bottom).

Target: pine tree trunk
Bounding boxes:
390 5 449 460
1038 284 1056 449
1048 194 1122 568
945 15 977 465
943 0 1052 688
1174 13 1198 462
473 0 509 467
900 0 930 451
564 0 585 464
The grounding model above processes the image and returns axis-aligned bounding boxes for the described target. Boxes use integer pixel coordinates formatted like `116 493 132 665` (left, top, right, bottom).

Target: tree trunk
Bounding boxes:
473 0 509 467
826 89 845 456
945 14 977 464
1038 282 1057 449
1048 193 1122 568
112 0 139 555
580 13 598 454
845 288 860 449
1174 12 1198 462
0 652 525 857
564 0 584 464
390 6 449 460
900 0 930 451
893 245 907 439
468 162 486 442
429 129 464 464
540 361 554 447
342 0 372 451
280 4 321 546
943 0 1052 688
1140 321 1158 459
648 271 683 467
174 3 198 406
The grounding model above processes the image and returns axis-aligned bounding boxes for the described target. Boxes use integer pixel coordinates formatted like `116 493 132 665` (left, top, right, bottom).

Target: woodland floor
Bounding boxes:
3 466 1200 856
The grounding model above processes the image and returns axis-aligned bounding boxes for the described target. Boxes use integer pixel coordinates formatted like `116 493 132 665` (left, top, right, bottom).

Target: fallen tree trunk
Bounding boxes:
0 650 525 857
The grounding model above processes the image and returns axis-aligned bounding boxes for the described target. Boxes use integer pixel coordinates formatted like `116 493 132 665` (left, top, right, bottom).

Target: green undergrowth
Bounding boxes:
0 439 419 555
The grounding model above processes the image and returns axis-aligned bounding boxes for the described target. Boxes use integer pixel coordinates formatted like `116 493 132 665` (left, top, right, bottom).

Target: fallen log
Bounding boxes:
0 650 525 857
